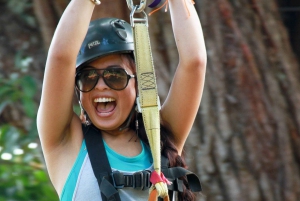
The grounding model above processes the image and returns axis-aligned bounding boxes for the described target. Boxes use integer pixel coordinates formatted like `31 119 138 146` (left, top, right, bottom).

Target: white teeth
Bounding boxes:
94 98 115 103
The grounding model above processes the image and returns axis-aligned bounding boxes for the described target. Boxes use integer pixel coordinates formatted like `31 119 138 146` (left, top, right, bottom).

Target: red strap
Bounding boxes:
150 171 172 185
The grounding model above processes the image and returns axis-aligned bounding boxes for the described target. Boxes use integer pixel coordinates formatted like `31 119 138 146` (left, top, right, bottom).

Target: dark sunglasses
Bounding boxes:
75 66 135 92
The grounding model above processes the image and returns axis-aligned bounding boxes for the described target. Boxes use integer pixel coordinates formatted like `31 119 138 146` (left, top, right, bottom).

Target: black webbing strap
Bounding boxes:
161 156 202 193
82 125 121 201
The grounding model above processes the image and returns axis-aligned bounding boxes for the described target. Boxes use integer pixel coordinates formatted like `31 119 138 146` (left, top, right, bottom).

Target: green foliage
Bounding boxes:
6 0 36 27
0 57 57 200
0 74 37 118
0 128 57 200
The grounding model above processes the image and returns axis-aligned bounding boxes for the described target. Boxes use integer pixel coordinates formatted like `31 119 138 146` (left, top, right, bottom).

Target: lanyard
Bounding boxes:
127 1 169 200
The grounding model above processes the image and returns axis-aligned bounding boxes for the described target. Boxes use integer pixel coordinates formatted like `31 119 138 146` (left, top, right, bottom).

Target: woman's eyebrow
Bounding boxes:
106 65 123 69
82 65 124 70
81 65 96 70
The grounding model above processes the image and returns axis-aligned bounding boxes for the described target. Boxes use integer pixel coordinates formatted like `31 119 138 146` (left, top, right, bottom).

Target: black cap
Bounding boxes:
76 18 134 70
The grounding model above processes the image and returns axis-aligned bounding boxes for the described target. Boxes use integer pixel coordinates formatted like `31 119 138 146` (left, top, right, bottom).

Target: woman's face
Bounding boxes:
80 54 136 131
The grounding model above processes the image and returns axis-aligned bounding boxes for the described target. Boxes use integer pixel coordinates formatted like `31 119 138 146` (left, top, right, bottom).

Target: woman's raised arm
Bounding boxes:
160 0 207 153
37 0 95 151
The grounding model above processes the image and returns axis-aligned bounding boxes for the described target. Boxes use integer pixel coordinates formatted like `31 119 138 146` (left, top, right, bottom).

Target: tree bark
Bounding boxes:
184 0 300 200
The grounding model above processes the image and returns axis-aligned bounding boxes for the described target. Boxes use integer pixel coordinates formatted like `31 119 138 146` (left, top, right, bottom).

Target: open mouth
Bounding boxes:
94 97 116 113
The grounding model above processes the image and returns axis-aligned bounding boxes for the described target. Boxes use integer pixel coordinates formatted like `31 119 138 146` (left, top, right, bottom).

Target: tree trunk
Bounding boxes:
184 0 300 201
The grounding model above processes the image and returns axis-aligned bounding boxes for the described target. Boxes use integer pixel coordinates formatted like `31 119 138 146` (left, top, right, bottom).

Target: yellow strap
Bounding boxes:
134 23 160 171
133 23 169 199
134 24 158 108
141 107 160 171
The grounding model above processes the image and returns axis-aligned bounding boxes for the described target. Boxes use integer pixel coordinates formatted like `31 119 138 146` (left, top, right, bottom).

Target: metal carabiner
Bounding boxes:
129 5 148 27
126 0 147 13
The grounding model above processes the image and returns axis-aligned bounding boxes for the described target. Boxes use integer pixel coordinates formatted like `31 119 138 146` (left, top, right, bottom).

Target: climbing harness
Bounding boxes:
83 125 202 201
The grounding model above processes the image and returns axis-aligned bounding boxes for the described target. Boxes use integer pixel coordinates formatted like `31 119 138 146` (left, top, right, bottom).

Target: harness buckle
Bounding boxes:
131 170 151 190
133 171 144 190
142 170 151 189
111 171 125 189
136 96 161 113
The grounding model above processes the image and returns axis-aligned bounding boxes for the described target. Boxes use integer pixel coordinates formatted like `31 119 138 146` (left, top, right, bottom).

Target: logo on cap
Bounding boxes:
88 40 101 49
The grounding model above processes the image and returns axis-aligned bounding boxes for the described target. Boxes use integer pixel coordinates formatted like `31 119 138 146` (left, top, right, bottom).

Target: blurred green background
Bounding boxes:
0 0 58 200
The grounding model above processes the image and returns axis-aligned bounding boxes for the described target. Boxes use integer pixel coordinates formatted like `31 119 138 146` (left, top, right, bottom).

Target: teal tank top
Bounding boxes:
60 140 153 201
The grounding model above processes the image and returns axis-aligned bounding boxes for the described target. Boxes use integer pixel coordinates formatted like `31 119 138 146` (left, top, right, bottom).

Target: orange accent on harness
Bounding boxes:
149 189 170 201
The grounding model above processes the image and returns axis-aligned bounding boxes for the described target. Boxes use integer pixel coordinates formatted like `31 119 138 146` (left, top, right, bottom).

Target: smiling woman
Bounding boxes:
36 0 206 200
78 53 137 131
